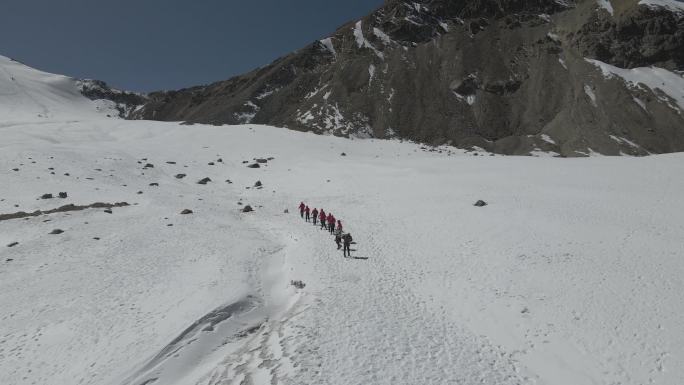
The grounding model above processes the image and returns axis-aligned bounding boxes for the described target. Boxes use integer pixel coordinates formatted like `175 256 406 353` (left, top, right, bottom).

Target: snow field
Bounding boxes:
1 121 683 385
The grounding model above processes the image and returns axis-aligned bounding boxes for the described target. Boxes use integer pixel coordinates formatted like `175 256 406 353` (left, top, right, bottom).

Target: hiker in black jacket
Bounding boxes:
343 233 353 258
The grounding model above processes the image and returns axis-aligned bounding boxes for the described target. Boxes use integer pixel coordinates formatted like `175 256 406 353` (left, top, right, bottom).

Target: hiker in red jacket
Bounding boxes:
328 213 335 233
319 209 326 229
299 202 305 218
312 208 318 225
305 206 311 222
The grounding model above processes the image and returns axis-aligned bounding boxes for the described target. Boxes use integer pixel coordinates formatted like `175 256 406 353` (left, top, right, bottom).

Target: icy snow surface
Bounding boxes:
2 55 684 385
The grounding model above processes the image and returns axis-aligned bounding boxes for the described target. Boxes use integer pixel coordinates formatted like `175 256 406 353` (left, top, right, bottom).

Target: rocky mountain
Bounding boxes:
77 79 147 117
130 0 684 156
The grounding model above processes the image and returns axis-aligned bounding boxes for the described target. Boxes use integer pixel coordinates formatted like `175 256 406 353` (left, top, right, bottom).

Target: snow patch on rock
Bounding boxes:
597 0 614 15
638 0 684 13
586 58 684 113
319 38 337 56
584 84 598 107
353 21 384 60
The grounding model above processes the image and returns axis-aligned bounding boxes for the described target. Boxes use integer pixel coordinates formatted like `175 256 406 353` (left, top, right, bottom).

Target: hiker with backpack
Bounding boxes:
299 202 305 218
312 208 318 225
343 233 353 258
328 213 335 233
305 206 311 222
319 209 326 229
334 227 343 249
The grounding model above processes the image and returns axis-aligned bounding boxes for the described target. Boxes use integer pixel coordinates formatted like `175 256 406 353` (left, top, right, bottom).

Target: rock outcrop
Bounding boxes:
130 0 684 156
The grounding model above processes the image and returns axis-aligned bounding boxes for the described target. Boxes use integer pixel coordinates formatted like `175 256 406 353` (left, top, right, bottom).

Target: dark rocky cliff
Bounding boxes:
131 0 684 156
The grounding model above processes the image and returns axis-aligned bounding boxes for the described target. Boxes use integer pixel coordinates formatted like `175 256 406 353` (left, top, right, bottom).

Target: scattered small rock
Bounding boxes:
474 200 488 207
166 161 176 164
149 183 159 187
41 193 53 199
64 173 70 176
93 237 100 240
143 163 154 169
341 152 347 156
254 181 262 188
180 209 193 215
12 168 19 172
49 229 64 235
58 192 68 198
104 209 113 214
175 174 187 179
284 209 289 213
197 177 212 185
167 224 173 227
7 242 19 248
242 205 254 213
256 158 268 164
247 163 260 169
242 161 249 164
267 157 274 161
6 259 13 262
225 179 232 184
217 158 223 163
208 162 215 166
137 191 143 195
290 280 306 289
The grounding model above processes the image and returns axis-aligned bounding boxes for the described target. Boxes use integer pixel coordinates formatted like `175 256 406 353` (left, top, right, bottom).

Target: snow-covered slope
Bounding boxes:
0 55 131 125
1 119 684 385
1 54 683 385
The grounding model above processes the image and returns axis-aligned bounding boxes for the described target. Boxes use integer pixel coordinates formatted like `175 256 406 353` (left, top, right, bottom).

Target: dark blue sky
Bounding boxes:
1 0 383 92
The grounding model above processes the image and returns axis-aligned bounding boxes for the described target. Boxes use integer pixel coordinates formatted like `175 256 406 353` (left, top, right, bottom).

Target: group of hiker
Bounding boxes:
298 202 353 258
